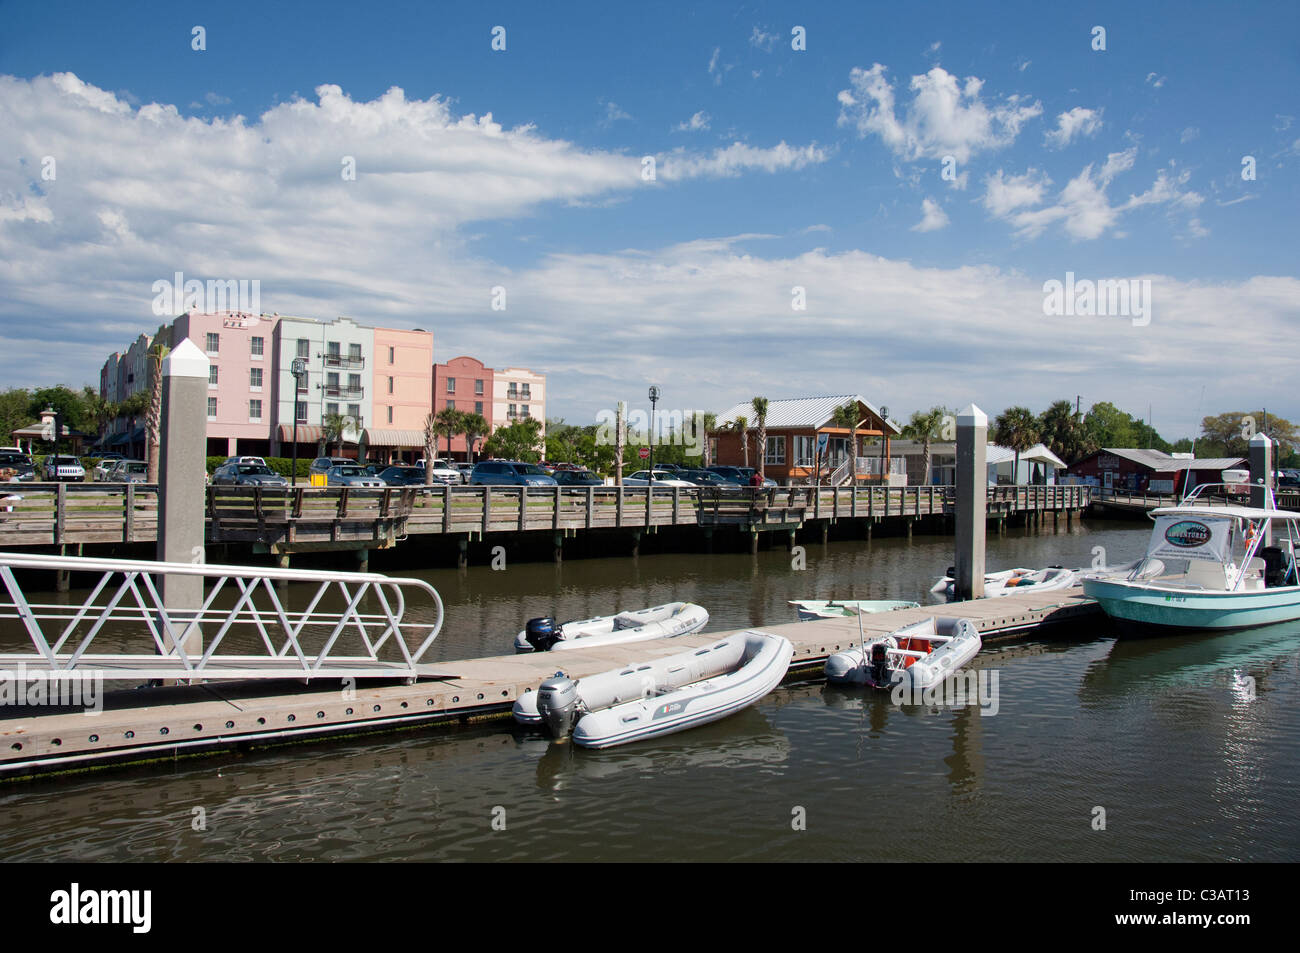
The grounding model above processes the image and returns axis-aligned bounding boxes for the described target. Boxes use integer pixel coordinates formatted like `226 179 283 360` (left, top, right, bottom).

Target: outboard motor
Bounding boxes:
869 642 891 686
536 672 580 739
524 617 562 652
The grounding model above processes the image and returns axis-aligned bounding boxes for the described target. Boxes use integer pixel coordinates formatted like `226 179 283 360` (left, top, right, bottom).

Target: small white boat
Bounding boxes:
825 616 982 690
931 566 1078 600
788 599 920 621
514 602 709 653
512 630 794 748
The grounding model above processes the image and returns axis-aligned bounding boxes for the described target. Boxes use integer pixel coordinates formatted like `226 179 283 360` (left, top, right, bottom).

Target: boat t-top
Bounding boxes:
1082 476 1300 633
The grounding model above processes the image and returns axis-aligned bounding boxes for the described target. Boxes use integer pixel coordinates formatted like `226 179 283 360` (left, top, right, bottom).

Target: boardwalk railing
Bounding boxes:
1093 486 1300 513
0 482 1094 548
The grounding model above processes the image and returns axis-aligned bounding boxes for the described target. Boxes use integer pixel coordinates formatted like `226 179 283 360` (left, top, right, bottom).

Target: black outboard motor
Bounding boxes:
1260 547 1286 588
869 642 891 686
524 617 562 652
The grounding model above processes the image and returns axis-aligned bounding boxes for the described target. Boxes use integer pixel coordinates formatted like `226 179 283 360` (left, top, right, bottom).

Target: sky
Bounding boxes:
1 0 1298 441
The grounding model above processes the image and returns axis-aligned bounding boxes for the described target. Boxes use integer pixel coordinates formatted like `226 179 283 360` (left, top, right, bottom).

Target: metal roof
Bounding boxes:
985 443 1067 469
716 395 901 434
1094 448 1246 472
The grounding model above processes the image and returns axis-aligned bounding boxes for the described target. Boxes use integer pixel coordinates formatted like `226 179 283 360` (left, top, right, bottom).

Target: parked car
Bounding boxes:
453 462 476 482
623 469 695 488
92 453 125 479
222 455 267 467
553 469 604 487
212 462 289 487
470 461 557 486
0 451 35 482
377 466 427 487
705 465 749 485
737 467 778 488
43 454 85 482
325 465 385 488
103 459 148 484
309 456 354 476
420 459 463 484
680 468 730 487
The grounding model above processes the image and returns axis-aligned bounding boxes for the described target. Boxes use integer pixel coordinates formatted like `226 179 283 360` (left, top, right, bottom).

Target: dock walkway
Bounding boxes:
0 590 1099 777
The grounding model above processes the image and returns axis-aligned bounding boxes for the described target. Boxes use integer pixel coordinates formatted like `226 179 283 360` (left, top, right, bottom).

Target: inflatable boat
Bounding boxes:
931 566 1078 600
514 602 709 653
824 616 981 690
512 630 794 748
787 599 919 621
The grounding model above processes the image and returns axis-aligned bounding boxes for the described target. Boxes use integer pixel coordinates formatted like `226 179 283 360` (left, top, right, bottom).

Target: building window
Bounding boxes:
521 384 531 399
508 403 517 419
208 365 219 388
387 376 394 394
249 367 262 389
793 435 816 467
296 402 308 422
388 346 395 364
348 373 361 394
205 332 219 355
207 397 217 419
348 343 361 361
507 384 518 398
446 377 455 393
326 402 339 417
521 404 531 418
447 400 455 411
386 406 393 424
297 338 309 359
327 372 339 392
327 341 341 359
475 379 484 395
475 401 484 416
249 399 262 422
765 436 786 466
250 336 264 358
347 404 361 424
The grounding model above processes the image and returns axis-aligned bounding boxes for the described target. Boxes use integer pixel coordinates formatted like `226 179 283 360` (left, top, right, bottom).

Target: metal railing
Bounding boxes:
0 551 444 681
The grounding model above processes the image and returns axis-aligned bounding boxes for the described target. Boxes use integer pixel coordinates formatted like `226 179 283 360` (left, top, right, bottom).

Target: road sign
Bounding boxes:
638 447 650 459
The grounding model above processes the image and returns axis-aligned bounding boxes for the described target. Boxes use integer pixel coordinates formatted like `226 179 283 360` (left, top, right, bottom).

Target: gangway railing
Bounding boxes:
0 552 446 683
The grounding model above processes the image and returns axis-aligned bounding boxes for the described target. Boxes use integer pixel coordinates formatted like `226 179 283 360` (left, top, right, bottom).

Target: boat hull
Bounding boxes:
514 602 709 652
1083 577 1300 632
789 599 919 621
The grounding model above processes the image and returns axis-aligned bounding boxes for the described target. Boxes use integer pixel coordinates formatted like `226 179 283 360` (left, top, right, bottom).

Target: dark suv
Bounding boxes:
470 461 557 486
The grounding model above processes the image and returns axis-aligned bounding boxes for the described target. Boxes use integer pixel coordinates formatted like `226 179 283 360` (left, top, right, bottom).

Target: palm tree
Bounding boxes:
902 406 949 486
321 411 354 457
698 412 717 467
993 406 1040 485
750 397 769 482
435 406 465 460
1038 399 1087 465
422 412 439 486
830 401 859 484
732 414 749 468
145 341 171 483
460 412 489 463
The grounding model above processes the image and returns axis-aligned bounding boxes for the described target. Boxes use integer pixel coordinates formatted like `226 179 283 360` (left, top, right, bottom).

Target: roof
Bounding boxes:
1087 448 1246 472
363 428 427 448
716 395 901 435
1150 504 1297 521
985 442 1067 469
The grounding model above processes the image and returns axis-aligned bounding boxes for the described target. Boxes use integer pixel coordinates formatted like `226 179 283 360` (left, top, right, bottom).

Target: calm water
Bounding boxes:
3 520 1299 862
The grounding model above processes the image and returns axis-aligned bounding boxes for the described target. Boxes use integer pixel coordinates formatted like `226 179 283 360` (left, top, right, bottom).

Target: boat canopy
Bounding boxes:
1149 504 1297 522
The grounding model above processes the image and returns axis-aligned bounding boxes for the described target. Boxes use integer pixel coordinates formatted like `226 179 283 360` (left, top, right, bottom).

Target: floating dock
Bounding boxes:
0 590 1099 778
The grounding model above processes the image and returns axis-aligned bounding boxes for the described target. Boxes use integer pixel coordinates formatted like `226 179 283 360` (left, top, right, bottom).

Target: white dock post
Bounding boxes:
955 404 987 601
157 338 210 657
1249 432 1274 547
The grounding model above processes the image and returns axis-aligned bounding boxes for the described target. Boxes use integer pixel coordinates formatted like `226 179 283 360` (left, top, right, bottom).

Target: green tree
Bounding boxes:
1082 401 1137 449
144 342 170 483
1199 411 1297 460
321 411 355 457
28 385 91 433
830 401 859 484
434 407 465 460
731 414 749 468
0 388 32 444
1037 399 1091 464
993 406 1040 484
461 411 489 462
901 405 951 485
482 417 544 462
750 397 769 482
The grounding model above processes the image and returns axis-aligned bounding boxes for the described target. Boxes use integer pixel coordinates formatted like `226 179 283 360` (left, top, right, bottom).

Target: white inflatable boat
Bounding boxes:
512 630 794 748
514 602 709 653
931 566 1078 600
788 599 920 621
825 616 982 690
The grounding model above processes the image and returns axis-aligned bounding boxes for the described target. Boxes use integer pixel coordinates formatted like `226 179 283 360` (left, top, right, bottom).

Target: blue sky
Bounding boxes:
2 0 1298 439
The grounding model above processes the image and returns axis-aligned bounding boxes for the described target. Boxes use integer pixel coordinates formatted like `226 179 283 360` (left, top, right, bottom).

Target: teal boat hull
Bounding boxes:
1082 577 1300 632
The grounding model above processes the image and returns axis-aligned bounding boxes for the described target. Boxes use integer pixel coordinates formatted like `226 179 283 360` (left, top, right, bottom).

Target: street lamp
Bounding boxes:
291 358 306 486
648 385 660 476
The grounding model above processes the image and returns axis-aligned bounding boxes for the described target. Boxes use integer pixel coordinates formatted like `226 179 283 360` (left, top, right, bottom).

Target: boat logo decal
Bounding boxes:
653 701 686 719
1164 520 1212 548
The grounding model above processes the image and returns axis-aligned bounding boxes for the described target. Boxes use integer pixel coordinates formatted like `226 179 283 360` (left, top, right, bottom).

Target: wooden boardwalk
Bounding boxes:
0 590 1099 776
0 483 1093 552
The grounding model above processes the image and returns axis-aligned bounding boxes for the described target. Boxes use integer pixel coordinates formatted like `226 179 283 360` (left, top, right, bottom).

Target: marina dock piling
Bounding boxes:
1250 432 1275 546
954 404 988 601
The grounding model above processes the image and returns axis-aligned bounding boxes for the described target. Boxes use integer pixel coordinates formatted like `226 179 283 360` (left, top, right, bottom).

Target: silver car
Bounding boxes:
104 459 148 484
326 465 385 488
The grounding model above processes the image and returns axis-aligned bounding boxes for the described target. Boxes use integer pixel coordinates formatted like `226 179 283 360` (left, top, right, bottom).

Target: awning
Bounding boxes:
277 424 325 444
363 428 427 448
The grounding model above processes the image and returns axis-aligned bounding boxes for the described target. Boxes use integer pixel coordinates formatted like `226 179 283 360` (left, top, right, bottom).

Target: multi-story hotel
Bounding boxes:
98 311 544 463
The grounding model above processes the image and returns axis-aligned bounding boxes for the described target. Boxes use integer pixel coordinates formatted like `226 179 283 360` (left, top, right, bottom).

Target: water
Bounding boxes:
3 519 1299 862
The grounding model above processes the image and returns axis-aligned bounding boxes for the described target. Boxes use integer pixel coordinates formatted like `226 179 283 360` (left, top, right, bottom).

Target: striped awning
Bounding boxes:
363 428 427 448
277 424 324 444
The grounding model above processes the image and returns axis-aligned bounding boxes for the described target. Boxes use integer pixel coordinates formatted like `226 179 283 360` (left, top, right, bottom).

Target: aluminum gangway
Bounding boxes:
0 552 449 683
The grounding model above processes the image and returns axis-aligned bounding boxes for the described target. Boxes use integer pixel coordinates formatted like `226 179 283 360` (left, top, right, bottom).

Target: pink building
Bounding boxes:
431 356 494 459
172 311 281 458
369 327 435 463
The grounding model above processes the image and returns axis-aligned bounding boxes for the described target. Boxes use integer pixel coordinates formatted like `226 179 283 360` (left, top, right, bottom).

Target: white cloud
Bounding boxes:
837 64 1042 163
204 91 231 107
1145 72 1166 88
1180 126 1199 143
674 111 711 133
708 47 731 85
912 198 949 232
658 141 827 180
749 27 777 52
1044 106 1102 148
599 100 632 126
982 169 1051 217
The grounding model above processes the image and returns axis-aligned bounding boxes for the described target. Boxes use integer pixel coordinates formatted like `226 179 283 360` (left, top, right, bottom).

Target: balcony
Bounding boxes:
323 385 364 400
324 354 365 370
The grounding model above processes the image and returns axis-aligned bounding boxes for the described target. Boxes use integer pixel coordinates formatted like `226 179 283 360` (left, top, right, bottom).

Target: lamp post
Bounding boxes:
648 385 660 476
291 358 306 486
